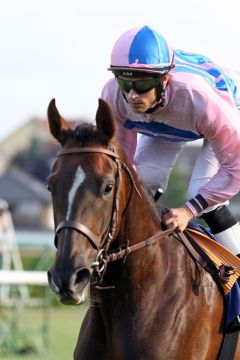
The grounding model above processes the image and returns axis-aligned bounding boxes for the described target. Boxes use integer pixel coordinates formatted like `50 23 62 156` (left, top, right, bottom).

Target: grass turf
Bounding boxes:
0 304 88 360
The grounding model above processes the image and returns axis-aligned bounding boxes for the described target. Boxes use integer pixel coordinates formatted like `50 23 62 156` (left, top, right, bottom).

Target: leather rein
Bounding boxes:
54 146 175 281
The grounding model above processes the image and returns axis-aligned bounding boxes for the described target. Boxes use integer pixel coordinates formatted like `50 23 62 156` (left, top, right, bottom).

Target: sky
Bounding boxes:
0 0 239 141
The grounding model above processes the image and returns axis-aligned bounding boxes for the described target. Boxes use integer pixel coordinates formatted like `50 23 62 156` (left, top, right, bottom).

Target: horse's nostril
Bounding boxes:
75 268 90 288
47 270 61 293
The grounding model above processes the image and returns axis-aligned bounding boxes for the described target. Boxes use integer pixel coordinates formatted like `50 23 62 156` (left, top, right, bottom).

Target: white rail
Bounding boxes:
0 270 48 286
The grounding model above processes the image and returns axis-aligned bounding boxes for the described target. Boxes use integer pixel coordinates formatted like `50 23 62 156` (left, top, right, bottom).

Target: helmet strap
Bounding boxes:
121 90 129 103
156 77 165 104
146 78 165 113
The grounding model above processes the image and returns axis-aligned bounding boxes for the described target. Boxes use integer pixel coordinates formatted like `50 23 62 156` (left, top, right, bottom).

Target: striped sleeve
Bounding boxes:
185 194 209 217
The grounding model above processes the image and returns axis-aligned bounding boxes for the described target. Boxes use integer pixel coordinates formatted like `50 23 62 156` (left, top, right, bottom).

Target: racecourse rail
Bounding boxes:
0 270 48 285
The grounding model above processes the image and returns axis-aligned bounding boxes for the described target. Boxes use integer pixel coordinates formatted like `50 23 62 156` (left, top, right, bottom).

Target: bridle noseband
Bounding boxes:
55 220 100 250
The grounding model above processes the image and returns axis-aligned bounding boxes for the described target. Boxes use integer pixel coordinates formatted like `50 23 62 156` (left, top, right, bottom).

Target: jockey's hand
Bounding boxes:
161 207 194 232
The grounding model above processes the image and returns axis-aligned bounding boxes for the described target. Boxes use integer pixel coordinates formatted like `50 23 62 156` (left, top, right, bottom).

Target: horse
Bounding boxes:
47 98 240 360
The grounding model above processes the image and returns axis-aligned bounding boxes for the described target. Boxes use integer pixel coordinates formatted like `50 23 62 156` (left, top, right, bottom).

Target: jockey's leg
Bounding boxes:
201 206 240 256
188 139 240 255
134 135 185 195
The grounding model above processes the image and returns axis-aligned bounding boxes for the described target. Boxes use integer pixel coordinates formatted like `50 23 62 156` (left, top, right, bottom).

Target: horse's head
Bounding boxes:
47 98 131 305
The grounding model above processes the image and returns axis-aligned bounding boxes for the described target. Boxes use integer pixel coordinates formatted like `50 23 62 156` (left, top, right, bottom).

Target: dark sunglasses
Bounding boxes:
116 77 161 94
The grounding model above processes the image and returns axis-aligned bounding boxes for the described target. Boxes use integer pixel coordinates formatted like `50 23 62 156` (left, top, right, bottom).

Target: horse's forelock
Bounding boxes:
65 122 118 151
66 123 98 145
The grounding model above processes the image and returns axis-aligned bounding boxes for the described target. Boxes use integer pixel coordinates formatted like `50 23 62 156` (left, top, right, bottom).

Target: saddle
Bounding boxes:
184 225 240 296
180 223 240 327
181 225 240 358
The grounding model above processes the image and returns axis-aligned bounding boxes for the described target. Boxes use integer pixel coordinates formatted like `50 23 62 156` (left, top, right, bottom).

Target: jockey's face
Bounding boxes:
121 74 169 113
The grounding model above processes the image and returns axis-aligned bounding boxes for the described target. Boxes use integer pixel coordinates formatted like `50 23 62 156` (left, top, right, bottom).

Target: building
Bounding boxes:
0 165 52 229
0 117 77 229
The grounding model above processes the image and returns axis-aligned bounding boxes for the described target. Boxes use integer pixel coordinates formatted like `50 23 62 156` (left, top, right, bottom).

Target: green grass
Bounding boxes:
0 304 88 360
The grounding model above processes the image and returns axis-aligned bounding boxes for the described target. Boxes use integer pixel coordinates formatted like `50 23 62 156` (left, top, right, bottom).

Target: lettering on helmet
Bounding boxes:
122 72 133 76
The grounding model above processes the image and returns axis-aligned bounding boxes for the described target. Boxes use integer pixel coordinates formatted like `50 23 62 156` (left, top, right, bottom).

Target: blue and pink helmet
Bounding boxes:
108 25 175 77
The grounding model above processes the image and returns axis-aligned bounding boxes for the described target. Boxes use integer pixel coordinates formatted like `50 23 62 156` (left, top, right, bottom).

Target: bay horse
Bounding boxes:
47 98 240 359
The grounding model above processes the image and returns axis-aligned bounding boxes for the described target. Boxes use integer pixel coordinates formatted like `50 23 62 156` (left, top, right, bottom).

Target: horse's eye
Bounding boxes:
104 184 113 194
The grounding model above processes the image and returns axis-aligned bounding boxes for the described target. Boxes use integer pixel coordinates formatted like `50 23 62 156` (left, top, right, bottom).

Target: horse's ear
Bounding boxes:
47 99 70 144
96 99 115 144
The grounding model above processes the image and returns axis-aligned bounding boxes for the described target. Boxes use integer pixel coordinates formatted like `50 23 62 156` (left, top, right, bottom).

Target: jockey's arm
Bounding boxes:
163 92 240 232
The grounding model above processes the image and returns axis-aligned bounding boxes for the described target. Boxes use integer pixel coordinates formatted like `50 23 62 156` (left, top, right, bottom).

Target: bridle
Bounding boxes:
53 145 175 283
54 146 141 254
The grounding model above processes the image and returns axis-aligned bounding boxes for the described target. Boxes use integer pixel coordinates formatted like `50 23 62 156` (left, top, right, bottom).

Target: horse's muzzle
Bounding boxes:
47 267 91 305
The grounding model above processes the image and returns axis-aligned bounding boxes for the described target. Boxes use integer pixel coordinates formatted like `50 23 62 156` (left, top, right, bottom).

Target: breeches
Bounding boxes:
134 136 227 213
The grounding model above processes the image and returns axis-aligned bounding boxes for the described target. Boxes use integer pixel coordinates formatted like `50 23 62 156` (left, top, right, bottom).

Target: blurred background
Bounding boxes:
0 0 239 359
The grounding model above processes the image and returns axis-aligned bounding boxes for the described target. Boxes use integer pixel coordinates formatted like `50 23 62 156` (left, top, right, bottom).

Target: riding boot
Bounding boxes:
213 224 240 256
201 205 240 255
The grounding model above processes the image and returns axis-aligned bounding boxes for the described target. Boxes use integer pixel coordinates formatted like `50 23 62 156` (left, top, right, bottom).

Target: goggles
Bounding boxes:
116 77 161 94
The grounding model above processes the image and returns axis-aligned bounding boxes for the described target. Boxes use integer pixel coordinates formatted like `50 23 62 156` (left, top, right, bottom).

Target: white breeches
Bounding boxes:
134 136 228 214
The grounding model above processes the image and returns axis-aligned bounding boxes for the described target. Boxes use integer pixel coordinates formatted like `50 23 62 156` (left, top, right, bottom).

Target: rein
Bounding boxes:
104 227 175 262
91 227 175 285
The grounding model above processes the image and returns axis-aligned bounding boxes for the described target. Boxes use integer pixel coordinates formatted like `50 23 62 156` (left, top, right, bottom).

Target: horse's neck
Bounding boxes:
115 192 182 284
124 189 161 243
123 190 201 290
93 191 208 342
98 189 196 302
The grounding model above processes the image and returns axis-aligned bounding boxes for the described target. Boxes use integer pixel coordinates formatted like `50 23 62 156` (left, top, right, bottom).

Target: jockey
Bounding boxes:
101 25 240 259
